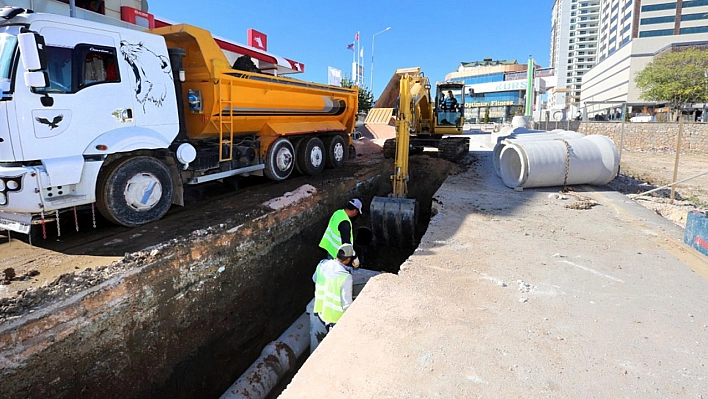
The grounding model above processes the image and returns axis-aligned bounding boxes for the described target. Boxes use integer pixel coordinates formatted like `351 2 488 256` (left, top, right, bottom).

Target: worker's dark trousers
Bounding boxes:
310 313 334 354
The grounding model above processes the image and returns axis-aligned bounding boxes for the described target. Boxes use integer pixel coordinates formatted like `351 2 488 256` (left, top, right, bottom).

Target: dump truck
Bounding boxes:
0 7 358 235
369 67 469 248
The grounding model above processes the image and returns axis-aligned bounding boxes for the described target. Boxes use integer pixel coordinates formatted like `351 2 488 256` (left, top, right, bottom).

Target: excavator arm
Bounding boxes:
371 67 432 248
390 69 433 197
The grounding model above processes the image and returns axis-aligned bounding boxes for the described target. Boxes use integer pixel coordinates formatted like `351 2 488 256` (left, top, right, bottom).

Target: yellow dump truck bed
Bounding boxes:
150 24 358 143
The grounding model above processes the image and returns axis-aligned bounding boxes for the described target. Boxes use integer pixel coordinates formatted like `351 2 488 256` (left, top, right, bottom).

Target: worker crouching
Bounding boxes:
311 243 357 350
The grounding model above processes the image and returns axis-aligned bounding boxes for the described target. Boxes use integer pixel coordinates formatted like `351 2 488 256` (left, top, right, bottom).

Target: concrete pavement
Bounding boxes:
280 137 708 398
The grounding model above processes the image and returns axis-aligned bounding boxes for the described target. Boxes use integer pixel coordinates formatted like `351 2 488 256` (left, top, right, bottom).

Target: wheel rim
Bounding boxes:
310 146 323 168
333 142 344 162
123 172 163 211
276 146 294 172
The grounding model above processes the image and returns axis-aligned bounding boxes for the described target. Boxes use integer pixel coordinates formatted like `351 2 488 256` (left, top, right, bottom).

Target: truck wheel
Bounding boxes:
264 137 295 181
96 156 174 227
296 137 325 176
324 135 346 169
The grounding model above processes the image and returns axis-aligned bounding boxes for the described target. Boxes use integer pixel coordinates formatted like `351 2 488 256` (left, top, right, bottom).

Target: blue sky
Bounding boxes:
148 1 552 98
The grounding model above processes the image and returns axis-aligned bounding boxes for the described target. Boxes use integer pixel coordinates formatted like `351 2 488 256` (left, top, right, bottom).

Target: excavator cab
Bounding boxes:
435 83 465 129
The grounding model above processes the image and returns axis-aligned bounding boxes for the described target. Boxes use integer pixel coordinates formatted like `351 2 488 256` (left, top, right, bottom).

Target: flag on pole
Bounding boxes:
360 47 364 58
355 32 359 40
346 43 354 50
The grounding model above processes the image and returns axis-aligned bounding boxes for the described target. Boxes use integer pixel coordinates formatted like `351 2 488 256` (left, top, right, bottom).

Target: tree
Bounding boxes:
635 48 708 119
340 77 374 114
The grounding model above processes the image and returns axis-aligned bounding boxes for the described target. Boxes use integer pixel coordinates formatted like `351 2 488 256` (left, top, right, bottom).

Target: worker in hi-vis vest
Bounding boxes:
311 243 356 349
319 198 362 262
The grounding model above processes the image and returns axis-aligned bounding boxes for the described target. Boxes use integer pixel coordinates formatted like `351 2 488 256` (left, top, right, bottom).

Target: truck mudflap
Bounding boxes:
0 211 32 234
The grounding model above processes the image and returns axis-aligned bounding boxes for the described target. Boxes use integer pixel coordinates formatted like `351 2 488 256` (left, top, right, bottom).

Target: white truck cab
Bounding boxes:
0 7 180 233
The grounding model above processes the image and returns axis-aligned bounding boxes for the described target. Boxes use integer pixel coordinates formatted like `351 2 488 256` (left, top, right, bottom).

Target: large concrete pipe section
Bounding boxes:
492 130 585 177
498 135 619 189
220 313 310 399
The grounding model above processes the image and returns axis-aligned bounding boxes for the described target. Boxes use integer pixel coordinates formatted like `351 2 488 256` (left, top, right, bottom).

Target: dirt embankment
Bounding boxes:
609 150 708 228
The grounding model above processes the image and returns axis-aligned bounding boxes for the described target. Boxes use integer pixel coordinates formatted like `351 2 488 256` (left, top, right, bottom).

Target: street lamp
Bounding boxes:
370 26 391 98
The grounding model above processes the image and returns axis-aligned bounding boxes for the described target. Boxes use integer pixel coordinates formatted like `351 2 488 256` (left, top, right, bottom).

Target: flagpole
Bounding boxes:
352 45 355 81
356 31 360 85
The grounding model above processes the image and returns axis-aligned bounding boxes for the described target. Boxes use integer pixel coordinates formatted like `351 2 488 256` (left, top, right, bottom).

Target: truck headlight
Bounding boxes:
6 179 18 190
0 180 4 191
0 192 6 205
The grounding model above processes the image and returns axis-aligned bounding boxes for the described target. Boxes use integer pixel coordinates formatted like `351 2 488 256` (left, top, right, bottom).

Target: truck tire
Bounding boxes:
324 135 346 169
96 156 174 227
264 137 295 181
296 137 325 176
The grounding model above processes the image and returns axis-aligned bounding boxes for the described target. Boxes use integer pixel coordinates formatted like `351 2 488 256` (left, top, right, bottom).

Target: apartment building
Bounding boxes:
581 0 708 118
549 0 601 119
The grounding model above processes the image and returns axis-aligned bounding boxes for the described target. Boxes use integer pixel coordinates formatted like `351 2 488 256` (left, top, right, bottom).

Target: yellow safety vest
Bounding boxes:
318 209 353 258
313 263 350 324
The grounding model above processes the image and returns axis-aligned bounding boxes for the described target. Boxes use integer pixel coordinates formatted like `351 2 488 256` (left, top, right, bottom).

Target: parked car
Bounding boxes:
630 114 656 123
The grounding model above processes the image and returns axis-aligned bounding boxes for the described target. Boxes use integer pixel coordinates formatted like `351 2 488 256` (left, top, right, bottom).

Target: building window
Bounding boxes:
57 0 105 14
683 0 708 8
681 13 708 22
641 16 676 25
639 28 675 37
641 3 677 12
680 26 708 34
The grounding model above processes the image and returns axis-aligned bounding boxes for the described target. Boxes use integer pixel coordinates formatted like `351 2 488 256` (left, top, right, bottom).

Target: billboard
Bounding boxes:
328 67 342 86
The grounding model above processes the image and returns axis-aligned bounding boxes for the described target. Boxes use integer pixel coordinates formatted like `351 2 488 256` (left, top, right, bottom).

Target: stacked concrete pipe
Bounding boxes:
498 134 619 189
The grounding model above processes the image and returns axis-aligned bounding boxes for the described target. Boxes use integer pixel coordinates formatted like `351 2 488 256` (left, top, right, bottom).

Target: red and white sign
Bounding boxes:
286 59 305 73
248 29 268 51
120 6 155 29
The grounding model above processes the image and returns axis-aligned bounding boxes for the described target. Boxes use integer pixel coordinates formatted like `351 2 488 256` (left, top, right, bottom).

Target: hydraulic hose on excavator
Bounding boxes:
370 72 418 249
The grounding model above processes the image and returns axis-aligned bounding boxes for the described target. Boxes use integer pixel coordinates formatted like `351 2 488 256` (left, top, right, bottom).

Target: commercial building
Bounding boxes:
444 59 551 124
581 0 708 119
549 0 601 119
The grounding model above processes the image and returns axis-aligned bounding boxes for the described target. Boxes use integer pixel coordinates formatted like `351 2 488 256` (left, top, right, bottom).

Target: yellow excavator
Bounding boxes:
369 67 469 248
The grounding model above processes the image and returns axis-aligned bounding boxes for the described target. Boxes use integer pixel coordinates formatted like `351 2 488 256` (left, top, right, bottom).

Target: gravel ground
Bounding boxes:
608 150 708 229
280 135 708 398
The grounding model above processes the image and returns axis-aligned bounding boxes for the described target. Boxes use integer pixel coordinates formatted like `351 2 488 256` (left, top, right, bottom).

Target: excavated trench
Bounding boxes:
0 155 461 399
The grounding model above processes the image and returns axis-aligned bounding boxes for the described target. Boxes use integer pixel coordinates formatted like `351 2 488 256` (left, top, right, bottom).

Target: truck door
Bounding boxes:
11 26 134 162
116 35 179 132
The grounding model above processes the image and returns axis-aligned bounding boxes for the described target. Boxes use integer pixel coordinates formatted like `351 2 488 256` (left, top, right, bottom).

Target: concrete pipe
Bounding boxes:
492 130 585 177
490 126 547 147
220 312 310 399
498 135 619 189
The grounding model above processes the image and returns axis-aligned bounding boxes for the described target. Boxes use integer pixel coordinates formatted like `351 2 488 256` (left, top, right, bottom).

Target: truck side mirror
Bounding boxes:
24 71 48 88
18 32 46 71
18 32 48 88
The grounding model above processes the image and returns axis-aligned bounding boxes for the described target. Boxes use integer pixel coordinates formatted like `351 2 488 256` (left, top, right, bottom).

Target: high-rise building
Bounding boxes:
581 0 708 119
549 0 601 119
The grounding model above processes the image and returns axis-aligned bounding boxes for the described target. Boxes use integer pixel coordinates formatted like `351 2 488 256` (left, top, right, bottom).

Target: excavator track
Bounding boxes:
439 137 470 161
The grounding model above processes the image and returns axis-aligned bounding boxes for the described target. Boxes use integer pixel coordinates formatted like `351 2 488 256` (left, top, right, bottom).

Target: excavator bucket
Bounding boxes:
364 108 395 124
370 196 417 249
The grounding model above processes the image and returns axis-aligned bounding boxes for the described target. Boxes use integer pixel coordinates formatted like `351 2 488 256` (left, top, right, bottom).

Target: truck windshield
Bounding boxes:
0 26 20 92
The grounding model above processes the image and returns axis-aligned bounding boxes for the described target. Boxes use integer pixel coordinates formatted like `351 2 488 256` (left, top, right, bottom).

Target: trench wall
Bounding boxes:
534 121 708 154
0 174 378 399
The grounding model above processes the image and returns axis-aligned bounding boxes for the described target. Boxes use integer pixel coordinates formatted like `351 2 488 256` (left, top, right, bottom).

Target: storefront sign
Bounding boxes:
465 101 516 107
